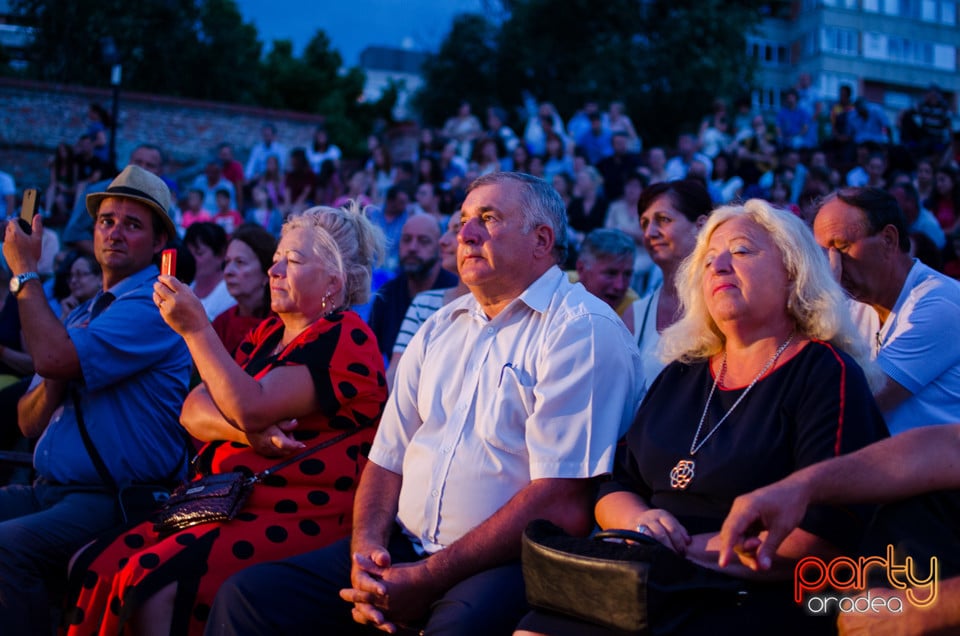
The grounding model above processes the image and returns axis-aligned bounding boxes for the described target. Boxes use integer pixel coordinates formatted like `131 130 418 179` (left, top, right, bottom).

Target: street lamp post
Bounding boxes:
110 63 122 168
100 37 121 169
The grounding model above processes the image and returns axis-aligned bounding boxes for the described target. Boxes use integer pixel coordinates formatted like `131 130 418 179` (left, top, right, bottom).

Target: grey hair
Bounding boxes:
578 228 637 265
282 200 386 307
466 171 569 264
659 198 881 390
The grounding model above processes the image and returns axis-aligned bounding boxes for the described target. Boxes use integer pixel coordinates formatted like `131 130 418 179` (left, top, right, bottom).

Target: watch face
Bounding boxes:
10 273 37 294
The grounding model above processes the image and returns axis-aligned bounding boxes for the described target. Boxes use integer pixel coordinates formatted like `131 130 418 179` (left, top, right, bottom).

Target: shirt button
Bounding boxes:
431 490 439 497
487 327 495 334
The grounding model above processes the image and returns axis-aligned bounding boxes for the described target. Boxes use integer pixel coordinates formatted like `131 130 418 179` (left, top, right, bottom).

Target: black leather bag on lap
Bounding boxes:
521 519 749 635
153 472 252 537
154 424 369 538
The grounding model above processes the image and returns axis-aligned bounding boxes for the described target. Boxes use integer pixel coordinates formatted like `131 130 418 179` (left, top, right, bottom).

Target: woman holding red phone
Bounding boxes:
64 202 388 636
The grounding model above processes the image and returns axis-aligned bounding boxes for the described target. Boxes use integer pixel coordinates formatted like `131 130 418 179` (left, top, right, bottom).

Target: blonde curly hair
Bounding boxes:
281 200 385 307
659 199 881 389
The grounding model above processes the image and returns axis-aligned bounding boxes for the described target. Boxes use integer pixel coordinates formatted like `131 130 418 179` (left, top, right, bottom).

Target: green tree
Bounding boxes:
8 0 262 102
416 0 767 146
256 31 397 157
413 13 500 128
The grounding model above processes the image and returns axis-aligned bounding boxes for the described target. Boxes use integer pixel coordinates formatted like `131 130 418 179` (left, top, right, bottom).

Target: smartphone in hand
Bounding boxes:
161 249 177 276
18 189 37 235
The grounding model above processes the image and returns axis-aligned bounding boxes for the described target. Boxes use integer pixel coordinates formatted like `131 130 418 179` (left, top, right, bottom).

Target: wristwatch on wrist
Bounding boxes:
9 272 40 295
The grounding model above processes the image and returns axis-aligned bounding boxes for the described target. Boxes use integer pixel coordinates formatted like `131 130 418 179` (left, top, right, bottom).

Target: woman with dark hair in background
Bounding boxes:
184 222 234 321
59 253 102 319
46 141 77 226
284 148 316 216
212 223 277 355
622 179 713 392
925 164 960 232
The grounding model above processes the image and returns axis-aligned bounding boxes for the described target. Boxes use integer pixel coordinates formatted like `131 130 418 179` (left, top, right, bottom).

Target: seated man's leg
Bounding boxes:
206 537 366 636
0 481 118 635
423 563 527 636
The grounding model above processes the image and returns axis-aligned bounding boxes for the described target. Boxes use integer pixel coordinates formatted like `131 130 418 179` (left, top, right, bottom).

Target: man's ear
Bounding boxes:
532 224 555 259
153 232 170 254
880 224 900 252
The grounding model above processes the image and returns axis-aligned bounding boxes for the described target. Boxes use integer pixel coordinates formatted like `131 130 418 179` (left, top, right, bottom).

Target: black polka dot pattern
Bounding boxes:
307 490 330 506
274 499 298 513
194 603 211 621
260 474 287 488
82 570 99 590
339 381 359 398
348 362 370 376
265 526 288 543
232 541 255 560
299 519 321 536
299 458 325 475
350 328 369 345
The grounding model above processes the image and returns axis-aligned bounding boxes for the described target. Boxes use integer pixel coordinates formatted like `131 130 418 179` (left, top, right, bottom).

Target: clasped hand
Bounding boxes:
339 547 439 633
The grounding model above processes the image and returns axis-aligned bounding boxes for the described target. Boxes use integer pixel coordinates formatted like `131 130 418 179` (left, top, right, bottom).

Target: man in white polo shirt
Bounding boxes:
206 172 643 635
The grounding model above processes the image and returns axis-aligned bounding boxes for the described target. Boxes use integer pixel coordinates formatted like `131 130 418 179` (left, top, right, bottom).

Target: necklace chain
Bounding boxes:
689 332 795 456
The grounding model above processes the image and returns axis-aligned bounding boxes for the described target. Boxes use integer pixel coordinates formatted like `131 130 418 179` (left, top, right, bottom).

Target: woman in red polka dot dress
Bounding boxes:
63 203 388 636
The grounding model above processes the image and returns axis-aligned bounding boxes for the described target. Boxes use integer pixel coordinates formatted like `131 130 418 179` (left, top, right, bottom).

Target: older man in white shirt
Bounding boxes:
207 172 643 636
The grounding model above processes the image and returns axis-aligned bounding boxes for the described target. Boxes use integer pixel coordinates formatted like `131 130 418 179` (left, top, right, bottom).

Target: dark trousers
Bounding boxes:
205 527 528 636
0 479 119 636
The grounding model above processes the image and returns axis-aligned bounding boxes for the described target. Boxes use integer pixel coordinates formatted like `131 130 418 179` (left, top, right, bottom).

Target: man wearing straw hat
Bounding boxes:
0 165 192 634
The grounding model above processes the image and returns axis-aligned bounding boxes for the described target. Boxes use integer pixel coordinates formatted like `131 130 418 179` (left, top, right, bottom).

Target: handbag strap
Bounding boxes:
72 387 119 493
71 387 187 492
249 424 370 484
635 292 655 347
593 528 660 546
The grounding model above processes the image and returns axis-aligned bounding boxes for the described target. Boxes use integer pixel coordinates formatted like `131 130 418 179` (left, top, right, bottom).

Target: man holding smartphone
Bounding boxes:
0 165 192 635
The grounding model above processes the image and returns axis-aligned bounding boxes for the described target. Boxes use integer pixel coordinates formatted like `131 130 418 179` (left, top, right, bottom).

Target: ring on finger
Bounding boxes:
636 524 651 535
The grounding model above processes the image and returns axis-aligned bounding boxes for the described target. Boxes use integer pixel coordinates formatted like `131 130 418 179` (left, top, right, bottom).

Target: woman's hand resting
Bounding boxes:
245 419 305 458
633 508 691 555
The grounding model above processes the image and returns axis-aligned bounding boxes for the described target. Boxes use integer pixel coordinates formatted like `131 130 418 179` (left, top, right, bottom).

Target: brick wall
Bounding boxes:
0 77 331 196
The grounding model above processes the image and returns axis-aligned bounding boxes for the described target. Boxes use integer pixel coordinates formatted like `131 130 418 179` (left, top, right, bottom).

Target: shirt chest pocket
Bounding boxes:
477 364 536 455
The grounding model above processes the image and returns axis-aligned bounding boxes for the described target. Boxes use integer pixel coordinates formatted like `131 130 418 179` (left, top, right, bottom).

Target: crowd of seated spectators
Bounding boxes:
0 79 959 635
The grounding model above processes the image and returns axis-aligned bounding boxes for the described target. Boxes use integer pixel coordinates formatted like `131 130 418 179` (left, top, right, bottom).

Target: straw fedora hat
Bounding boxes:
86 165 176 239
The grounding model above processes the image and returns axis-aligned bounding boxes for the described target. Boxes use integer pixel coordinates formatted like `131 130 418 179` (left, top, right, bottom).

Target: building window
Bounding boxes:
943 1 957 23
864 31 956 70
747 37 790 66
821 27 859 55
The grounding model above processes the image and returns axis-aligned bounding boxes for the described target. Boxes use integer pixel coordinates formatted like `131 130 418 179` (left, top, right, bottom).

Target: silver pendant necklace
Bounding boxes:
669 332 795 490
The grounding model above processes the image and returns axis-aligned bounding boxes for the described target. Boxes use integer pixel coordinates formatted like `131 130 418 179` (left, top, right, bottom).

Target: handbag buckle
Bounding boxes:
735 589 750 606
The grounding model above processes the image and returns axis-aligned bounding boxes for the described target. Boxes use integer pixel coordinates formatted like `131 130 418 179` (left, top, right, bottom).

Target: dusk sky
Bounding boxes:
235 0 485 66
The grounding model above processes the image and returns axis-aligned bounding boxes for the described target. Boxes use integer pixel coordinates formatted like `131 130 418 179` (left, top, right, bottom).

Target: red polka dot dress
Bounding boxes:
63 311 387 635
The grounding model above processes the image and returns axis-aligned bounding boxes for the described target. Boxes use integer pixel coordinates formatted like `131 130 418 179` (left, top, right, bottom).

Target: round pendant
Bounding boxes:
670 459 695 489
